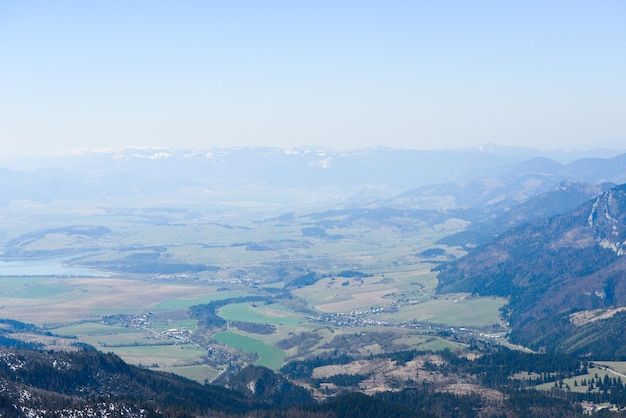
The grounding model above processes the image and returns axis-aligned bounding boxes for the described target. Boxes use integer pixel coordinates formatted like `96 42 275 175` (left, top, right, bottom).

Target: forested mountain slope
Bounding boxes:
436 183 626 355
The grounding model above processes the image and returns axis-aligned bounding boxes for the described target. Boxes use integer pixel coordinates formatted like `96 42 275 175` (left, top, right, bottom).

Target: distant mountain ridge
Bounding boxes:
439 181 616 246
1 146 625 210
386 153 626 211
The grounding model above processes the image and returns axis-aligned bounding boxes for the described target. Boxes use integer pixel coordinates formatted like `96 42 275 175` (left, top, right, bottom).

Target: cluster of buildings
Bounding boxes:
101 313 192 343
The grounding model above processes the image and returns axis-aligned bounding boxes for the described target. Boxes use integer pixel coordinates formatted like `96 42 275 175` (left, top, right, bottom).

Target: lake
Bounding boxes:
0 257 106 277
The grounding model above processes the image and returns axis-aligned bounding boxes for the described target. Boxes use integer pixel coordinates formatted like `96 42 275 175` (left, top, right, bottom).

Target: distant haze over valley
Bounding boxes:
2 144 626 415
1 145 625 207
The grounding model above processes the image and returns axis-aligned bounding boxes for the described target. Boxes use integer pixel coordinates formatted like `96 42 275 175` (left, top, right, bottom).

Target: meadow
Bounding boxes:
379 295 507 328
214 331 286 370
532 365 624 394
218 302 304 326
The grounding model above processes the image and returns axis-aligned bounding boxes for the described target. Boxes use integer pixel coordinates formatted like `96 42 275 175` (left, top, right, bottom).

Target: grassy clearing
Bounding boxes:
14 284 72 298
532 366 622 393
293 276 398 312
391 269 439 296
151 291 244 312
217 303 303 326
106 343 208 368
81 334 158 348
347 334 460 357
397 333 464 352
0 277 46 293
155 364 224 384
51 319 207 372
52 323 156 348
214 331 285 370
0 277 89 300
379 295 507 327
595 362 626 375
52 322 139 337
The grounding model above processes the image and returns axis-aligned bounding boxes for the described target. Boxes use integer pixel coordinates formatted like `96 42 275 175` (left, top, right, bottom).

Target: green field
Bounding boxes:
52 322 140 337
151 291 246 311
51 318 204 362
396 333 464 352
46 315 221 382
379 296 507 327
0 277 80 298
214 331 286 370
52 322 169 349
218 303 304 326
4 283 72 299
106 343 208 368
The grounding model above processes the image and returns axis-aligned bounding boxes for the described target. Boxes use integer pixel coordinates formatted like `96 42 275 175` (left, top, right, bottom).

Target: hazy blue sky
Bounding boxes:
1 1 624 156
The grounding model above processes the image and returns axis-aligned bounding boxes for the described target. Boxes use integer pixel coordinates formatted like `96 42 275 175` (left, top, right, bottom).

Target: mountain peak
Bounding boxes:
587 185 626 255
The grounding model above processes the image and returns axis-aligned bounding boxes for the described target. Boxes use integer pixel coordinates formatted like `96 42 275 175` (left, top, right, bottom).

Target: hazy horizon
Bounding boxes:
2 143 626 166
1 1 625 157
